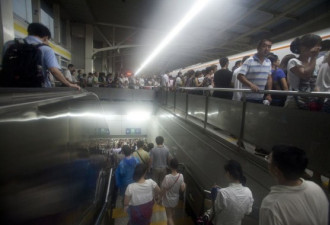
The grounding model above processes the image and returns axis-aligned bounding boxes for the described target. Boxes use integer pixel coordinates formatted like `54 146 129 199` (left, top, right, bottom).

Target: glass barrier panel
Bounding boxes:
188 94 206 122
208 97 243 137
176 92 187 113
167 92 174 108
244 103 330 175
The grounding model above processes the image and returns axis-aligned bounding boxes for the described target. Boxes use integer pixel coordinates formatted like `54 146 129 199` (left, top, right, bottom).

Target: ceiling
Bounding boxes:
46 0 330 75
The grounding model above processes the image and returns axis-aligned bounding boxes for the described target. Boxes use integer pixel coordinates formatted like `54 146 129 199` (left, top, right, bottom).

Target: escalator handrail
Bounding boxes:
0 89 99 110
177 87 330 98
94 167 113 225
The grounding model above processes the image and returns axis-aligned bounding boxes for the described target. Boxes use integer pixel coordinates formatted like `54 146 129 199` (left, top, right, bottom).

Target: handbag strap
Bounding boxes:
166 174 181 191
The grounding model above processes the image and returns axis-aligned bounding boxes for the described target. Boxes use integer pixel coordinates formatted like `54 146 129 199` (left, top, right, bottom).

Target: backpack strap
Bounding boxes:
136 150 146 164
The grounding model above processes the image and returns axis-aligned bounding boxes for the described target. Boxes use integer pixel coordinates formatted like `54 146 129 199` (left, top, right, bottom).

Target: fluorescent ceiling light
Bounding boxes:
135 0 212 75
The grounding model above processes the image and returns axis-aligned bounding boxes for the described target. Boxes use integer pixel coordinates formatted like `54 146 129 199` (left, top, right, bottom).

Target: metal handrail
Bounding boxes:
0 89 99 110
177 87 330 98
94 167 113 225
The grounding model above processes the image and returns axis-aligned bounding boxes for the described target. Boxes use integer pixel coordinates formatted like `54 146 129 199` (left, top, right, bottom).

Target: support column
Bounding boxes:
102 42 107 73
107 52 113 73
85 24 93 73
0 0 14 60
66 20 71 51
31 0 41 23
53 3 60 44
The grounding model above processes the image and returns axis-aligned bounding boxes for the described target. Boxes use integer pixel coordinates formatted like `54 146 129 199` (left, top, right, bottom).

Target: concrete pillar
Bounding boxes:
53 3 60 44
66 20 71 50
107 52 113 73
0 0 14 60
102 42 107 73
112 52 116 74
85 24 93 73
31 0 41 23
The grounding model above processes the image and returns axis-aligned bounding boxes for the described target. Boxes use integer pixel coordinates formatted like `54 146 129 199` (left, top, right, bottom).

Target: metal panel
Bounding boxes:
167 91 174 108
175 92 187 113
244 103 330 175
85 88 155 101
188 94 206 122
207 97 243 137
0 91 109 224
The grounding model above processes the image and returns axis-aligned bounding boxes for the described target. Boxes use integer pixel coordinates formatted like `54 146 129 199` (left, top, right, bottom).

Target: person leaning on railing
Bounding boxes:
285 34 322 111
315 51 330 113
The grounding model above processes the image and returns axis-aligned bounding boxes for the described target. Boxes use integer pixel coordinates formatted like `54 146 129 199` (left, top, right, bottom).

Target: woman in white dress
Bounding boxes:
124 164 161 225
161 158 186 225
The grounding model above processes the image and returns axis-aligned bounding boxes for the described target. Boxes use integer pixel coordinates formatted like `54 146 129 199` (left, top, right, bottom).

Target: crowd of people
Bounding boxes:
110 136 328 225
53 65 161 89
160 34 330 112
113 136 185 225
3 23 329 113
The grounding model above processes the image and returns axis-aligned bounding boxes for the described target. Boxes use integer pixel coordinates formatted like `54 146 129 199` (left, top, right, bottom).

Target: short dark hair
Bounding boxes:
147 143 154 152
321 39 330 51
267 53 279 65
155 136 164 145
137 140 144 149
242 56 250 63
169 158 179 170
257 39 272 49
27 23 51 39
271 145 308 180
68 64 74 69
122 145 132 156
205 66 213 74
133 163 148 181
195 70 202 77
224 160 246 185
219 57 229 67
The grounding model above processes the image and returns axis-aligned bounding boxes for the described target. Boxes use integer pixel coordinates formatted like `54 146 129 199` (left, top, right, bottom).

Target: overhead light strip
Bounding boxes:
135 0 212 75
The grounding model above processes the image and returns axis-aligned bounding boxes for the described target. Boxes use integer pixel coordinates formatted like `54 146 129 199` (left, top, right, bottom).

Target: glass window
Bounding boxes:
13 0 32 23
41 9 54 38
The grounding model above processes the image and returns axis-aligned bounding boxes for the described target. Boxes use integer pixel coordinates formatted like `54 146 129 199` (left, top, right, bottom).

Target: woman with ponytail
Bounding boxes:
285 34 322 110
206 160 254 225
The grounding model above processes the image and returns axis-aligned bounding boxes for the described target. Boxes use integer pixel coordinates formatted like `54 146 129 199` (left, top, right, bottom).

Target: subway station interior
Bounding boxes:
0 0 330 225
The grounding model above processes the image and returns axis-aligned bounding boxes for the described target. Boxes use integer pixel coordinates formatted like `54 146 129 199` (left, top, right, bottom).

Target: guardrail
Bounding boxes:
158 87 330 180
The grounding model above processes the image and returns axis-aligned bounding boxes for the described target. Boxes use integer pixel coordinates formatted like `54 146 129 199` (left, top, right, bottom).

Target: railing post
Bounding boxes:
185 92 189 120
165 89 168 106
238 92 247 148
174 90 177 112
204 95 209 129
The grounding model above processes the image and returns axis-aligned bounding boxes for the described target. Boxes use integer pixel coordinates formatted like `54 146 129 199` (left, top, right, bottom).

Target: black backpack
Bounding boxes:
0 38 46 87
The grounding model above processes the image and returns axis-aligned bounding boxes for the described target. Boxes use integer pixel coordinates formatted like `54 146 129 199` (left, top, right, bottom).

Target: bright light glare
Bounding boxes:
135 0 212 75
126 111 151 121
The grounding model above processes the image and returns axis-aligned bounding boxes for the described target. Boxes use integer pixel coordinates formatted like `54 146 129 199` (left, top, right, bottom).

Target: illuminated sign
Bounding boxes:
126 128 141 135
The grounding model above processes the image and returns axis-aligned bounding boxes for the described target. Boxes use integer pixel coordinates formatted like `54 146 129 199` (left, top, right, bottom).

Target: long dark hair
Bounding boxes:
133 163 148 182
224 160 246 186
290 34 322 54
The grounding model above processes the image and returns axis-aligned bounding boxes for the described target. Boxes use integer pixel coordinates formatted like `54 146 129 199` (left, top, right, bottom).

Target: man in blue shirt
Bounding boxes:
4 23 80 90
238 39 272 103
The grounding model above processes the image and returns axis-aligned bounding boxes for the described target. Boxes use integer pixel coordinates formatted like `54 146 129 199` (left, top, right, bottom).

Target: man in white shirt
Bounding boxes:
232 56 250 101
63 64 75 83
260 145 329 225
161 71 169 89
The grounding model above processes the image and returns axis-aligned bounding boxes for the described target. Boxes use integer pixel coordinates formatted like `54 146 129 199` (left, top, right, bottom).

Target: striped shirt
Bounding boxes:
239 54 271 100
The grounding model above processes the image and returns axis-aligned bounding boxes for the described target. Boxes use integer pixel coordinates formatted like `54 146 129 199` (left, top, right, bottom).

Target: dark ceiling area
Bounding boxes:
46 0 330 74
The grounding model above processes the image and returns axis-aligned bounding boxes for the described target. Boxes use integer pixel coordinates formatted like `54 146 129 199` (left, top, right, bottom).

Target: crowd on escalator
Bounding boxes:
110 136 328 225
1 23 329 113
161 35 330 112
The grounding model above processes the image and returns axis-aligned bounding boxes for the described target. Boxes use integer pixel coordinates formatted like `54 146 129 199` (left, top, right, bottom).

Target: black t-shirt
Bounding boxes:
213 69 233 99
